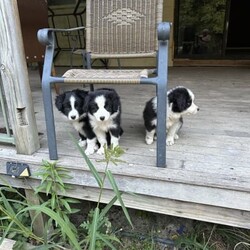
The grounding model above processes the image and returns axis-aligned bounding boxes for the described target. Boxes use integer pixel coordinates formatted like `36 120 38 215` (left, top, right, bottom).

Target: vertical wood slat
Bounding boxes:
0 77 15 144
0 0 40 154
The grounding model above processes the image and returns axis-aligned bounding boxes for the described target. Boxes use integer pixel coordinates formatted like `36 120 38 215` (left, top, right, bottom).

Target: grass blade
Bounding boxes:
89 207 100 250
99 195 118 219
69 133 102 187
106 170 133 228
97 196 118 231
96 232 118 250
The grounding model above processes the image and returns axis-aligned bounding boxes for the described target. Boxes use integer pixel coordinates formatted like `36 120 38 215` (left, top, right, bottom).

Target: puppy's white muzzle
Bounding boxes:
187 103 199 115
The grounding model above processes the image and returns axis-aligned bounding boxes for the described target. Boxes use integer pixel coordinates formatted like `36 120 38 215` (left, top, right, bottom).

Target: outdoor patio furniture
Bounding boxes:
38 0 171 167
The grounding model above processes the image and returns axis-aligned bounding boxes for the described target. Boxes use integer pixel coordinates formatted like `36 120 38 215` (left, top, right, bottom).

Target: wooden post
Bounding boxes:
0 0 40 154
25 189 45 237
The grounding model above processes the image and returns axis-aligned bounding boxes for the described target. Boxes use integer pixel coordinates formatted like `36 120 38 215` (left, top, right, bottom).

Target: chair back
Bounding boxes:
85 0 163 58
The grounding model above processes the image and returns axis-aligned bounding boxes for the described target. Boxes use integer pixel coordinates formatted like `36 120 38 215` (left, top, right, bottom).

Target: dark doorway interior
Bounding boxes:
227 0 250 47
174 0 250 60
226 0 250 57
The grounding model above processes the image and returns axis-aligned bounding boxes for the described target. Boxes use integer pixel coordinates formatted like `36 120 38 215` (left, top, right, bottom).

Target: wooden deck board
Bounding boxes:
1 67 250 228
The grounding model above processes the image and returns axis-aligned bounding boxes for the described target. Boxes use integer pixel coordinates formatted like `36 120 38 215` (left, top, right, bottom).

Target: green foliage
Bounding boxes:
35 161 79 226
0 186 44 246
0 136 133 250
179 0 226 34
0 161 82 250
70 133 133 250
34 160 81 248
174 221 250 250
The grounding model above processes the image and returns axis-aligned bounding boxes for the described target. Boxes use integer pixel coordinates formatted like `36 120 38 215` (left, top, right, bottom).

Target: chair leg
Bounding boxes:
156 81 167 167
86 52 94 91
42 79 58 160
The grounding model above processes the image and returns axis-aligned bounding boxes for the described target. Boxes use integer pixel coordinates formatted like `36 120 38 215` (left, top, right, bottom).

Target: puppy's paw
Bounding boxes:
145 136 154 145
97 147 105 155
166 137 175 146
85 147 95 155
78 139 87 147
174 134 179 140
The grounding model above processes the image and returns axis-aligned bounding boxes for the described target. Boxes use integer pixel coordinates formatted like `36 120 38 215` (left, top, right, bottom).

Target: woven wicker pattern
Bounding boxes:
63 69 150 84
86 0 163 58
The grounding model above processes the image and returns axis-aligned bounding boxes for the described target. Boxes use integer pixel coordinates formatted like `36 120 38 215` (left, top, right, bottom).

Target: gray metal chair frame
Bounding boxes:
38 0 170 167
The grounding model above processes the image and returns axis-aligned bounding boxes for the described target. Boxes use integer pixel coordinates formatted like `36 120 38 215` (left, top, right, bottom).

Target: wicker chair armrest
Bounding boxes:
157 22 171 41
37 26 85 46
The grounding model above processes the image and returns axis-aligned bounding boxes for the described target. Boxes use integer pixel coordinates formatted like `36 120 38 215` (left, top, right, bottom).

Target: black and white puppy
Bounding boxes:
143 86 199 146
85 88 123 155
55 89 97 155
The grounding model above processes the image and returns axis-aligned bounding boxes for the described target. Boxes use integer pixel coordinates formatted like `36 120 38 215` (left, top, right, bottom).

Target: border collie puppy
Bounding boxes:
85 88 123 155
55 89 97 155
143 86 199 146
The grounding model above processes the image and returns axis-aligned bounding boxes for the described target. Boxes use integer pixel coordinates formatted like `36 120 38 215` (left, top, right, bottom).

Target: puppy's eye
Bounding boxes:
104 103 111 111
187 100 192 106
90 103 98 112
64 103 71 110
75 103 80 108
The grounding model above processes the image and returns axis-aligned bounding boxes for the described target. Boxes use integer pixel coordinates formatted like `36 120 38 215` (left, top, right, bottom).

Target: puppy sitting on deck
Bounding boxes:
55 89 97 155
84 88 123 155
143 86 199 146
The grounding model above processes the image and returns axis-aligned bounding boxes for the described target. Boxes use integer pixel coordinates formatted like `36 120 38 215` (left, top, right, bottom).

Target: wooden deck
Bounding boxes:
1 66 250 229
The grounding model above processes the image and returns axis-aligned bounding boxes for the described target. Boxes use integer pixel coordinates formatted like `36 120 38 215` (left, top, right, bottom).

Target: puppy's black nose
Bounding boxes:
71 115 76 120
100 116 105 121
197 108 200 111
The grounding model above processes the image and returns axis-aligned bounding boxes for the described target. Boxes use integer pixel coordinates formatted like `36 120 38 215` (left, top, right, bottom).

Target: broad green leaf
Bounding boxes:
60 199 72 213
45 181 52 195
18 205 81 250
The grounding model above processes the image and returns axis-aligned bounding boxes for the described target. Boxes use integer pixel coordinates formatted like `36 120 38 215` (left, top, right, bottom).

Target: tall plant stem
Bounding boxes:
96 161 110 208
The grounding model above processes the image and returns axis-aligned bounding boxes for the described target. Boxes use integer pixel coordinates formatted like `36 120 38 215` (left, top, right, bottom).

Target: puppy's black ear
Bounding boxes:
55 93 65 111
168 91 186 113
75 89 88 99
109 90 120 113
176 96 186 112
83 95 90 113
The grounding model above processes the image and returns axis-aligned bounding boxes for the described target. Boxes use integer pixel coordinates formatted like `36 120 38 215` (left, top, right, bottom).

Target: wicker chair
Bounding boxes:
38 0 171 167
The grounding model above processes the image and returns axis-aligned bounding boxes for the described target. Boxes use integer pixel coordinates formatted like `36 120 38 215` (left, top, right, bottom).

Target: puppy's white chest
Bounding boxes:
167 114 181 129
167 118 175 129
94 119 115 132
72 120 85 135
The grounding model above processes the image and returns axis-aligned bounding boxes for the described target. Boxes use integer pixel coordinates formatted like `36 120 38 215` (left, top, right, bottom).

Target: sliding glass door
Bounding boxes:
174 0 227 59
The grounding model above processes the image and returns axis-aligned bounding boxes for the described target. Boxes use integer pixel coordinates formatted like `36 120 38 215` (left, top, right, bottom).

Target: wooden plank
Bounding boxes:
1 148 250 212
0 0 40 154
1 145 250 192
0 238 16 250
1 175 250 229
0 238 33 250
39 136 250 172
